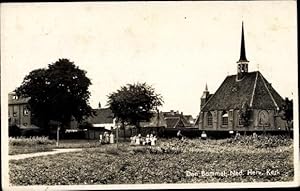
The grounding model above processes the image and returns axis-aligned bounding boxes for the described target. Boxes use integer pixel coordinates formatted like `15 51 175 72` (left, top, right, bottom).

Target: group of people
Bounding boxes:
99 132 115 144
130 134 157 146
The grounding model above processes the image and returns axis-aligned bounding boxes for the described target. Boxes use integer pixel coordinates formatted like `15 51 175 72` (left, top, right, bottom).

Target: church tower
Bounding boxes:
237 22 249 80
200 83 210 109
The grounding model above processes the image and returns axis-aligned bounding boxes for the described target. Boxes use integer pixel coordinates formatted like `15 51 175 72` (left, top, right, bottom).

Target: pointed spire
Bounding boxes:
237 22 249 63
202 83 209 98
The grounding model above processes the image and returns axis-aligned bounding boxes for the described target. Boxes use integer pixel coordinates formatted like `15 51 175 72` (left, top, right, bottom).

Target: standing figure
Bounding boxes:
99 134 103 144
138 134 142 145
234 132 241 140
130 136 135 145
135 135 140 145
150 135 156 146
146 134 150 145
103 132 107 144
177 130 183 140
109 133 114 144
201 131 207 140
252 132 258 140
105 132 110 144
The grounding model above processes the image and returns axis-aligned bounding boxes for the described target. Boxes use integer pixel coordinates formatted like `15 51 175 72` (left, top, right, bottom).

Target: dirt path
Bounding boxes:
9 148 82 160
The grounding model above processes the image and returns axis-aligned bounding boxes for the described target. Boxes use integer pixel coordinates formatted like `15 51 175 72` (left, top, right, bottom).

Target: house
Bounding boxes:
163 110 193 128
8 92 86 132
8 92 44 136
86 107 116 130
195 23 287 133
139 112 167 128
8 92 31 128
183 115 195 125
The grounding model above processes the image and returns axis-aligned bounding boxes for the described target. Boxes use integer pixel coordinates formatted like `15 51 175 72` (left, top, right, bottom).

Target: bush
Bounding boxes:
9 136 55 146
132 147 150 154
131 144 182 155
105 147 121 155
9 125 21 137
224 135 293 148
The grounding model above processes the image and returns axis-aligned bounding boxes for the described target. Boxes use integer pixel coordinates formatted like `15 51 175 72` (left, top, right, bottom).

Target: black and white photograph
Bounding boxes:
1 1 299 190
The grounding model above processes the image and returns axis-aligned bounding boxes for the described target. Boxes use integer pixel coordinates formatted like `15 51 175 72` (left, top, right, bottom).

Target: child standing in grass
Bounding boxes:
135 135 140 145
177 130 183 140
109 133 114 144
146 134 150 145
99 134 103 144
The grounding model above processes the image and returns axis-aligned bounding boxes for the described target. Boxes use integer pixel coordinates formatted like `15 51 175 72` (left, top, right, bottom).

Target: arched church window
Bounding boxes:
207 112 212 126
222 111 228 126
238 111 243 126
259 110 269 126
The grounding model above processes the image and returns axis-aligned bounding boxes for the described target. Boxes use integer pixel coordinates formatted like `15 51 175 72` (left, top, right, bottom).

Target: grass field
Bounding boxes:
9 136 294 185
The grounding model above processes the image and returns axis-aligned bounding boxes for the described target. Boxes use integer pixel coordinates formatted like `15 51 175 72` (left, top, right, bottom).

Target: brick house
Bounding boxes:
8 92 31 128
86 107 116 130
163 110 193 128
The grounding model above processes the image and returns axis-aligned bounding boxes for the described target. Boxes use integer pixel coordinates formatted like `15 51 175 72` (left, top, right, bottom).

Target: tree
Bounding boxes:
15 58 94 134
239 102 251 128
279 97 293 135
107 82 163 137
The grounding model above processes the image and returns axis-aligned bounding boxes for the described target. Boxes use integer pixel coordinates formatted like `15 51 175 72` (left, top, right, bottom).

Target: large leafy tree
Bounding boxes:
107 82 163 135
15 58 93 132
279 97 293 135
239 102 251 127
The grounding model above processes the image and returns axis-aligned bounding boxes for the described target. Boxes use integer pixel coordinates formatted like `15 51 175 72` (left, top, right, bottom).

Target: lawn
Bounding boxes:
9 136 294 185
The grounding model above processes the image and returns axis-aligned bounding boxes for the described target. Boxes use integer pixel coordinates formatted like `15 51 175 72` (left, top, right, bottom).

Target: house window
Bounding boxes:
23 123 28 126
12 95 18 100
207 112 213 126
24 108 29 116
13 112 17 117
222 111 228 126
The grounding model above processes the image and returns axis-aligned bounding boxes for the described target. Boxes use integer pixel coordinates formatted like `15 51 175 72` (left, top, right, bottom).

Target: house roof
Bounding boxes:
165 117 181 128
163 111 192 127
140 112 167 127
201 71 284 111
87 108 114 124
183 115 193 121
8 92 30 105
165 116 190 128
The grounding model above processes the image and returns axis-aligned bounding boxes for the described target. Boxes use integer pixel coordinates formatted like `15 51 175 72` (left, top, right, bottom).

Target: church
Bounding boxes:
195 23 287 133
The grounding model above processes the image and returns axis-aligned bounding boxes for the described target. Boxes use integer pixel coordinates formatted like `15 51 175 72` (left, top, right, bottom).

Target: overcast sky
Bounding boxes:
1 1 297 117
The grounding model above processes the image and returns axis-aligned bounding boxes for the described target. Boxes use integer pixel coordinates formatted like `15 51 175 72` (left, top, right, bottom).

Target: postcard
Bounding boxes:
1 1 299 190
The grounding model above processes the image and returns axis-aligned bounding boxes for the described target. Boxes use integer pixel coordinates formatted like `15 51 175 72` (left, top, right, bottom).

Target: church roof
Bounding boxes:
201 71 284 111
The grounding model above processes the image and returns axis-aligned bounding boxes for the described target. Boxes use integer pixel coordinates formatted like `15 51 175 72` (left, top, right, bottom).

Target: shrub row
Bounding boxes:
9 136 55 146
222 135 293 148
